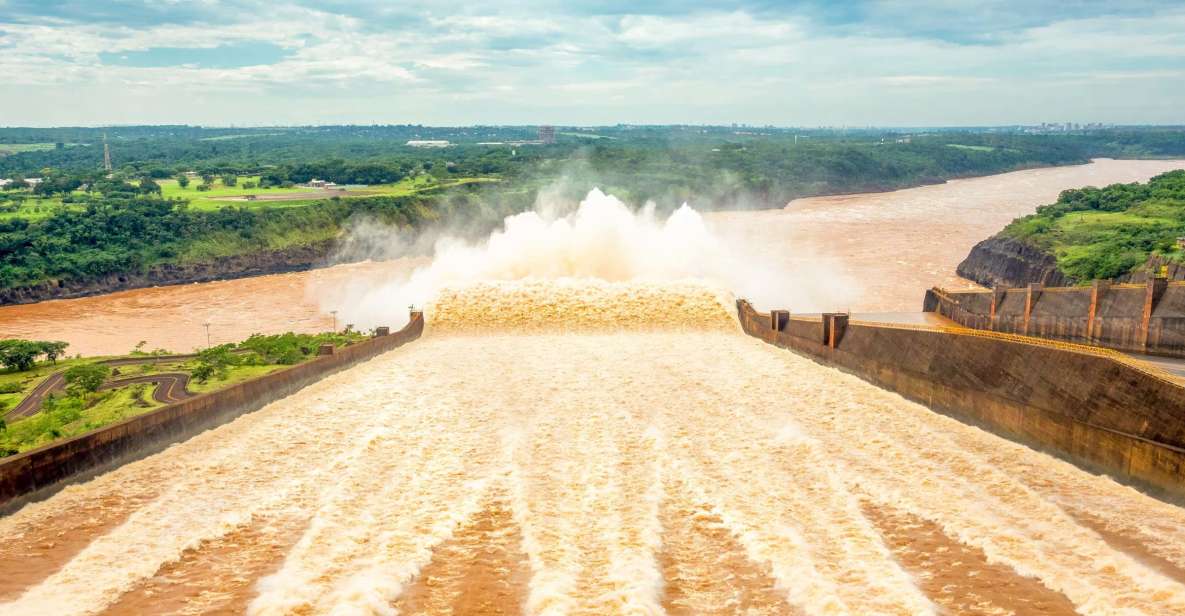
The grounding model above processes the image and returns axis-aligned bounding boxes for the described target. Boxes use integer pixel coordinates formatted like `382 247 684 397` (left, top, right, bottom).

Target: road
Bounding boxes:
5 355 198 420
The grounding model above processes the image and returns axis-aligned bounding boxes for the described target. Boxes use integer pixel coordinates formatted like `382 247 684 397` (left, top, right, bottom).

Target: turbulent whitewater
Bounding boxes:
1 280 1184 615
3 189 1185 615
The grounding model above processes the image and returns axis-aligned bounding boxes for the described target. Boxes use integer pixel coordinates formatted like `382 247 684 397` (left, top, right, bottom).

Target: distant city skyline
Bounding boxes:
1 1 1183 127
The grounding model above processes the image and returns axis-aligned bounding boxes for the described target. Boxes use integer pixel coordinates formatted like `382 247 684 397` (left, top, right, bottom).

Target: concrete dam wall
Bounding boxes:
739 300 1185 499
0 314 424 513
926 279 1185 357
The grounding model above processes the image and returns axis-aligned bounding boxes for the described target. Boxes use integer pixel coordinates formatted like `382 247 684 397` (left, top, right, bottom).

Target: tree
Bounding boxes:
221 174 237 187
177 174 190 188
139 177 161 195
0 339 45 371
64 363 110 399
40 340 68 364
193 343 237 383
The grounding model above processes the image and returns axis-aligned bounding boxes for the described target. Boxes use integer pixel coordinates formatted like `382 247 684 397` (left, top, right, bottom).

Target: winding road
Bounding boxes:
5 355 197 420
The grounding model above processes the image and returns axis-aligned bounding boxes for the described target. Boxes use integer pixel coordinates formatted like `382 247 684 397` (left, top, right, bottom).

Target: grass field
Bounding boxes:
0 356 96 416
158 174 498 210
0 195 72 221
0 355 288 455
0 174 499 222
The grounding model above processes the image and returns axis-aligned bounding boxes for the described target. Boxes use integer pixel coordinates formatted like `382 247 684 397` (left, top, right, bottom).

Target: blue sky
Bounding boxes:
1 1 1183 126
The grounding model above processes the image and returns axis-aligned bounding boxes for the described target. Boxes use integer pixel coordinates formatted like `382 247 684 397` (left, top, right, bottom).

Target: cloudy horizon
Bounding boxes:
2 0 1183 127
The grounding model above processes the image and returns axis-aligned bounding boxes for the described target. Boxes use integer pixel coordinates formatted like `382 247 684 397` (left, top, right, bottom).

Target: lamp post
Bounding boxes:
203 322 211 348
330 310 338 332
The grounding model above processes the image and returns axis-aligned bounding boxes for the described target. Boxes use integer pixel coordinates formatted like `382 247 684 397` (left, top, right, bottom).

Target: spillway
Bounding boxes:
2 280 1185 615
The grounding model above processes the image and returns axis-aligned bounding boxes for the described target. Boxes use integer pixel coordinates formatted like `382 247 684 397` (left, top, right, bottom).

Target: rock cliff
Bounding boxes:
956 235 1071 288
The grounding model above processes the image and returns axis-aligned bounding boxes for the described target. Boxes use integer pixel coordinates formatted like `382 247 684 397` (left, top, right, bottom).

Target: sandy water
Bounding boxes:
1 282 1183 615
2 158 1183 357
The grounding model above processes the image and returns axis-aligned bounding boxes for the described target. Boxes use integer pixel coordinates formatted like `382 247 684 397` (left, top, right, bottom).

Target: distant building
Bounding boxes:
538 125 556 144
304 179 328 188
24 178 42 186
0 179 10 188
406 140 450 148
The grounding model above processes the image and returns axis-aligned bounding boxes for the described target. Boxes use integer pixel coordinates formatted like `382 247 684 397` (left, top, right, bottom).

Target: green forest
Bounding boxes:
4 125 1185 294
1002 170 1185 280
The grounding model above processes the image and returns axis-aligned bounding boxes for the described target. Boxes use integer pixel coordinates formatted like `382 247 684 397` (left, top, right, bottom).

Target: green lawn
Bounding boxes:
947 144 996 152
0 356 289 455
185 364 288 394
0 195 74 221
157 174 498 211
0 357 95 416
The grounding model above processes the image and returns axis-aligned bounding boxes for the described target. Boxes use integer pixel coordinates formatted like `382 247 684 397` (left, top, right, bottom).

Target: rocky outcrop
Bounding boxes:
0 240 337 306
956 235 1071 288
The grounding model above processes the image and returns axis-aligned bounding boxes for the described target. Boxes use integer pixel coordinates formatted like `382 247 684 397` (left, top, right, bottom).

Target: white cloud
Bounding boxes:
0 2 1183 125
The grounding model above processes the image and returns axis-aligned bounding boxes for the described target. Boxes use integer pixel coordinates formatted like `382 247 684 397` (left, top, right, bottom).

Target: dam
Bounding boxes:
1 280 1185 615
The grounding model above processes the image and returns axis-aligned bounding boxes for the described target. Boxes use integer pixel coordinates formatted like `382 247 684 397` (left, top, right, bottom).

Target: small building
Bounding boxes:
303 179 328 188
0 179 10 188
406 140 450 148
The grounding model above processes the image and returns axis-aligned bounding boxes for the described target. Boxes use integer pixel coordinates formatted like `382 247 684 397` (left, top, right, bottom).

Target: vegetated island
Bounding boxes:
4 125 1185 304
958 169 1185 288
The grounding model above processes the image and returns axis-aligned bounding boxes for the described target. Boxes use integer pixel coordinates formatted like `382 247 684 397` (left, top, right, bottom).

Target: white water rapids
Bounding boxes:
0 280 1183 615
1 188 1184 614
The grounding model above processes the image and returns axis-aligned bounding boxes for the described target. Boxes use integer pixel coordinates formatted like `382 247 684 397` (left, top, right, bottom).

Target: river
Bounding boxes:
1 280 1183 614
0 158 1182 356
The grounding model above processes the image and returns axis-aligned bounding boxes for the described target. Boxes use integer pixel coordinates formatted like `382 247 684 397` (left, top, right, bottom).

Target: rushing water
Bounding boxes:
1 280 1184 615
1 159 1183 357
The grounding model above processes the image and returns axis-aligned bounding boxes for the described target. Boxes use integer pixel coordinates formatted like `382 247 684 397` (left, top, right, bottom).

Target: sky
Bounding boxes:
1 0 1183 127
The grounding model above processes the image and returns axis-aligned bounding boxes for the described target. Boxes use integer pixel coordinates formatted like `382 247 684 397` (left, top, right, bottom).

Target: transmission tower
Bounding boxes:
102 133 112 173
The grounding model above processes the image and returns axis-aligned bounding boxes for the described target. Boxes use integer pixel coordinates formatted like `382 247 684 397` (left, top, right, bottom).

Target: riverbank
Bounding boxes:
4 159 1184 356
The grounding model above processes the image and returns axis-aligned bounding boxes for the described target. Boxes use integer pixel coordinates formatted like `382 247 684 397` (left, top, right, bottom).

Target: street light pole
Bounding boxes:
203 322 211 348
330 310 338 332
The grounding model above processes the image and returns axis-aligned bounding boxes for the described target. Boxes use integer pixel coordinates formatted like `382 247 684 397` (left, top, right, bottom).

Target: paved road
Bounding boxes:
98 373 194 404
6 355 198 420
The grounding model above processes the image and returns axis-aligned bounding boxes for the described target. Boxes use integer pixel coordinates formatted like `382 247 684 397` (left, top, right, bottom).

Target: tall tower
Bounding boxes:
537 125 555 144
103 133 112 173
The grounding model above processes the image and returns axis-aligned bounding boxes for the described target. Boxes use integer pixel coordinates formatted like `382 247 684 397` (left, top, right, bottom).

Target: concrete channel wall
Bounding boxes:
926 280 1185 357
0 313 424 514
740 301 1185 500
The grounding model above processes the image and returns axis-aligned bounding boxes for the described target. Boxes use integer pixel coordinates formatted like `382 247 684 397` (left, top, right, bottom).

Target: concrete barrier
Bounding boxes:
928 279 1185 357
0 313 424 514
738 300 1185 501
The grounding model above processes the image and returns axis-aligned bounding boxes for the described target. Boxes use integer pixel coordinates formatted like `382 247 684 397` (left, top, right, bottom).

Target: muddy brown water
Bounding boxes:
0 282 1183 614
1 159 1183 357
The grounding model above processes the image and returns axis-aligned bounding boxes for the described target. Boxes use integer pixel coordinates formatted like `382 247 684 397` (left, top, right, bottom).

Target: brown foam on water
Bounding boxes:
865 503 1079 615
659 480 796 615
426 279 737 334
5 322 1185 614
1069 511 1185 586
393 495 530 615
0 490 162 601
98 513 305 616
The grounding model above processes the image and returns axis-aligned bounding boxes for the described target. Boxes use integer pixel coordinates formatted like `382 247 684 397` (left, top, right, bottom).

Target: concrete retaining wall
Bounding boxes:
0 314 424 513
928 281 1185 357
739 300 1185 500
